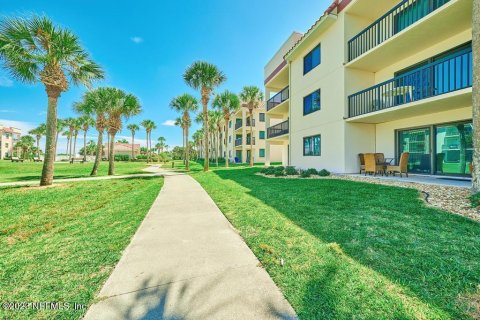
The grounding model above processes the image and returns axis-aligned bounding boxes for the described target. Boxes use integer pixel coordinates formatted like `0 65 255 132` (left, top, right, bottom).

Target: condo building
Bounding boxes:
0 125 21 159
264 0 473 177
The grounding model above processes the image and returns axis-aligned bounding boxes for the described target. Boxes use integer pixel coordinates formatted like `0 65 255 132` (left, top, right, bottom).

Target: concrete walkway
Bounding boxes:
84 169 296 320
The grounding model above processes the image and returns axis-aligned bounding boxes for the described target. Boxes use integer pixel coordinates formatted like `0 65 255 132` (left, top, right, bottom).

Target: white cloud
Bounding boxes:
0 109 15 113
131 36 143 44
162 120 176 126
0 119 36 134
0 76 13 87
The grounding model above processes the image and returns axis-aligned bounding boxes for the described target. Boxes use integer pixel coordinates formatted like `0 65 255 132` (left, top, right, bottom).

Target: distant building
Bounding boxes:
104 142 140 157
0 125 21 159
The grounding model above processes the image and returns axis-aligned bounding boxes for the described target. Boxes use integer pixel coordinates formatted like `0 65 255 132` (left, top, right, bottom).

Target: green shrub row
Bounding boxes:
260 166 330 178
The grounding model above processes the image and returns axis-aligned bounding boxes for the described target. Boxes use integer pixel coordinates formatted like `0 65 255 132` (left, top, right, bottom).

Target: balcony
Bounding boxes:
267 120 289 139
234 119 255 131
235 138 242 147
246 137 256 145
234 122 242 130
346 0 471 72
267 86 289 112
348 47 472 120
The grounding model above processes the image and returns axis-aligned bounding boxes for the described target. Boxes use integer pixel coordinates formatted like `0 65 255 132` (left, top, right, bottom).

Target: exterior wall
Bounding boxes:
288 13 346 172
0 127 21 159
264 32 303 84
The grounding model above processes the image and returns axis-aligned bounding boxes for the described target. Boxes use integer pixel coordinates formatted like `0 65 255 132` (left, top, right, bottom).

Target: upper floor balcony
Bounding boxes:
345 0 472 72
266 86 289 114
267 119 289 140
347 46 472 122
235 138 242 147
235 119 255 131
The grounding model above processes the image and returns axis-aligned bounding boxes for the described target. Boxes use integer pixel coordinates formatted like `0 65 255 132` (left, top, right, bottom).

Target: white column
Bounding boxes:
282 141 288 166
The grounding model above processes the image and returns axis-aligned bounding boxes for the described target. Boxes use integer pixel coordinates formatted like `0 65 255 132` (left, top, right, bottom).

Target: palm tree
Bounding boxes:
127 124 140 160
104 88 142 175
29 123 46 158
63 117 77 162
174 117 185 163
62 130 72 158
240 86 264 167
170 94 199 171
213 90 240 167
55 119 66 161
183 61 226 171
16 135 35 160
158 136 166 152
71 118 82 160
0 15 104 185
192 129 203 160
141 120 156 163
74 88 109 176
78 115 95 162
473 0 480 191
209 110 222 166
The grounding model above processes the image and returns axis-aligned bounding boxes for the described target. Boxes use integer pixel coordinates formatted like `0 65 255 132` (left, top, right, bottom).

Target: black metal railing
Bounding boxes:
348 0 450 61
235 138 242 147
246 119 256 127
267 119 289 139
348 47 472 118
267 86 289 111
246 137 256 145
234 121 242 130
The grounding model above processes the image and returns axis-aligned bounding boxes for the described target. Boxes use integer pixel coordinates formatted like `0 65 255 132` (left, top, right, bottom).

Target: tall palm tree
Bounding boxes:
29 123 46 158
174 117 185 163
62 130 72 159
71 118 82 160
157 136 166 153
473 0 480 191
170 94 199 171
192 129 203 160
74 88 109 176
0 15 104 185
183 61 226 171
240 86 264 167
141 120 156 163
55 119 65 161
127 124 140 160
209 110 222 166
213 90 240 167
63 117 77 162
104 88 142 175
78 115 95 162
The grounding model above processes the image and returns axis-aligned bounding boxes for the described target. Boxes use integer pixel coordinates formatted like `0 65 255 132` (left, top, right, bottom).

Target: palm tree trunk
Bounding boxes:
106 133 110 161
183 127 186 165
40 94 59 186
215 131 219 167
73 134 78 160
202 94 209 172
91 129 103 176
225 117 229 168
185 126 190 171
55 132 59 162
83 130 87 162
472 0 480 191
250 113 255 167
131 132 135 160
36 137 40 158
108 132 115 175
69 134 73 162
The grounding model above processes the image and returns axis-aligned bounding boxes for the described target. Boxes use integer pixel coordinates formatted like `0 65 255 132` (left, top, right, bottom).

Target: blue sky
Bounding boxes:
0 0 330 152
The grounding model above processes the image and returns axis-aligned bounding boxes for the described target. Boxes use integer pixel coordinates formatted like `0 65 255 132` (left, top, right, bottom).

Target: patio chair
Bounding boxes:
374 153 385 165
358 153 365 174
364 153 384 176
386 152 410 177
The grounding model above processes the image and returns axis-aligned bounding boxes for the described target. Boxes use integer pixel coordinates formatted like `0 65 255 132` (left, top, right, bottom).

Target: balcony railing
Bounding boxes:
246 137 256 145
246 119 255 128
348 0 450 61
235 138 242 147
234 122 242 130
267 86 289 111
267 119 289 139
348 47 472 118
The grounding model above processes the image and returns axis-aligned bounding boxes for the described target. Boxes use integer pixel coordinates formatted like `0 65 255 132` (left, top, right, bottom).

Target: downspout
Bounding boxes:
288 60 292 166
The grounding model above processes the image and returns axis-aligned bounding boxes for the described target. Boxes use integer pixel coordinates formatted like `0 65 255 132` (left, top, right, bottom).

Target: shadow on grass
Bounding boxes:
207 167 480 319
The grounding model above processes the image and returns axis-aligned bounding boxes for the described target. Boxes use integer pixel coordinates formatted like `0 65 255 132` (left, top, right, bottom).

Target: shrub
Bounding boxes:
318 169 331 177
469 193 480 208
300 170 311 178
114 154 130 162
275 166 285 172
275 171 286 177
263 167 276 175
306 168 318 175
285 166 298 175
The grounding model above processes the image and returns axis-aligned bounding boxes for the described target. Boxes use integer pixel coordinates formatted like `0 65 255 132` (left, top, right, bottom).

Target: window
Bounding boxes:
304 44 321 74
304 90 321 115
229 136 231 143
259 131 265 140
303 135 321 156
229 121 232 128
259 149 265 158
259 113 265 122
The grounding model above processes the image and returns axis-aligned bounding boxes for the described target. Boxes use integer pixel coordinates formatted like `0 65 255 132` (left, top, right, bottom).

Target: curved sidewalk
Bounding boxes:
84 168 297 320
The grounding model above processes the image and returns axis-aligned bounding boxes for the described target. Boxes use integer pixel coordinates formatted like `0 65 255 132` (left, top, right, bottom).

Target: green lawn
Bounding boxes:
192 164 480 319
0 177 163 320
0 160 150 183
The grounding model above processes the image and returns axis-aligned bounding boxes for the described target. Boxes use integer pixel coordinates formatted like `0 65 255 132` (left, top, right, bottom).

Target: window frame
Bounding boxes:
259 148 265 158
259 113 265 122
303 89 321 116
303 44 321 75
303 134 321 157
259 131 265 140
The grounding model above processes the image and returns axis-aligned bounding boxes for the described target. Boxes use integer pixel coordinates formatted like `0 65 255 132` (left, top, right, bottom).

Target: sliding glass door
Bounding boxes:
435 122 473 175
398 128 431 174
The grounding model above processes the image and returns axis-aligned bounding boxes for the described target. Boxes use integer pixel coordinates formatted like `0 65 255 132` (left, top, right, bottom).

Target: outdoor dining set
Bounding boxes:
359 152 410 177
